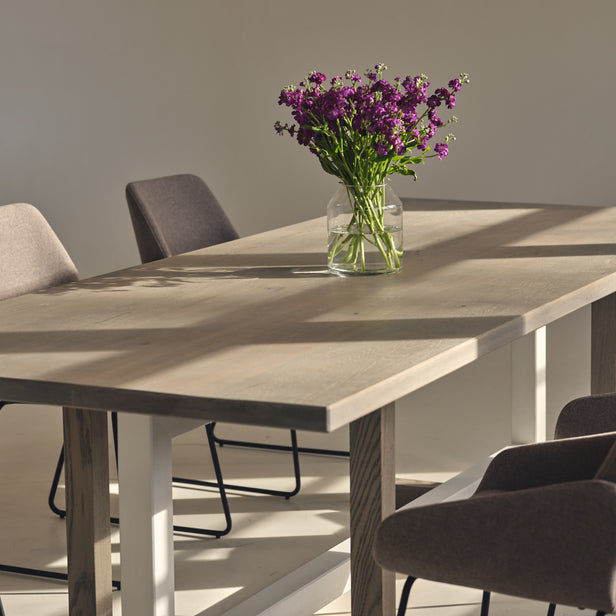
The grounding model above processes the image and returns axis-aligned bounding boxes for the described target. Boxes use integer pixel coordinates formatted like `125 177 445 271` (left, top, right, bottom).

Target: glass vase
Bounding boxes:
327 183 403 275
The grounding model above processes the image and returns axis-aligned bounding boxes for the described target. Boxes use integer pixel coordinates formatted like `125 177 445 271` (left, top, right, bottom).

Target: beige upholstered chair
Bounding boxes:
374 393 616 616
0 203 79 300
126 173 345 502
0 203 81 590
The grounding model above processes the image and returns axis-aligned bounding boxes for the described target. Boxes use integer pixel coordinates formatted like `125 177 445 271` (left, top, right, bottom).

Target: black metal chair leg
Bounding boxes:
596 611 606 616
397 576 416 616
547 603 556 616
48 445 121 525
47 446 66 518
480 591 491 616
170 422 232 537
0 564 121 590
43 448 82 522
111 411 118 468
171 425 301 500
212 421 350 457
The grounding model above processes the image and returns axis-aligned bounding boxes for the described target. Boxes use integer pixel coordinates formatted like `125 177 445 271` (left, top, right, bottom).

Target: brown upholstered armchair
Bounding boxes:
374 394 616 616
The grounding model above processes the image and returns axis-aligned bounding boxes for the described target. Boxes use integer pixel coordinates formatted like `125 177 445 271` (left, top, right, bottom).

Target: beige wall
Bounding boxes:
0 0 610 471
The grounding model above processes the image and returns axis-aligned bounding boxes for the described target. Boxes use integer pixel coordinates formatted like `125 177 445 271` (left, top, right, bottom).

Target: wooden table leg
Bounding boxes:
63 407 112 616
592 292 616 394
349 403 396 616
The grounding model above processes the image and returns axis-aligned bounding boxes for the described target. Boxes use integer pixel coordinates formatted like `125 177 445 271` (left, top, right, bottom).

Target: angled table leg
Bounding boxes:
592 292 616 394
349 403 396 616
63 407 112 616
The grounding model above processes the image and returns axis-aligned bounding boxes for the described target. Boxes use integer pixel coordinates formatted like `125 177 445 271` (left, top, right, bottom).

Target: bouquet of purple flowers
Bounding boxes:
275 64 469 274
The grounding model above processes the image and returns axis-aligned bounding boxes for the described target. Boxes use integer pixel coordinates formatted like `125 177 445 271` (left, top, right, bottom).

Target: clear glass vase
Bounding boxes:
327 183 403 275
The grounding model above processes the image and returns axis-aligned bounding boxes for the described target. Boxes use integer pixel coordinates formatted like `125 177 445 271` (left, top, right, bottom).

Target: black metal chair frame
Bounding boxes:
0 402 122 592
47 411 327 535
211 422 350 461
48 412 233 538
48 418 307 531
178 422 302 500
397 576 606 616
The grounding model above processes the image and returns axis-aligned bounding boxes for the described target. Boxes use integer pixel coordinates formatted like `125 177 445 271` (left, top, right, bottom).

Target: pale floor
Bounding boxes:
0 405 602 616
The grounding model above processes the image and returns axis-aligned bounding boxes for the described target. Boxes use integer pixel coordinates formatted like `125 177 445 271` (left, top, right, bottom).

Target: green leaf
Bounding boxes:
392 166 418 179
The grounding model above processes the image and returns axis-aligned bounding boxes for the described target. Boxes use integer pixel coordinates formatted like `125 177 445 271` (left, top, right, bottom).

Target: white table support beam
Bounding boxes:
511 326 547 444
117 415 205 616
118 414 175 616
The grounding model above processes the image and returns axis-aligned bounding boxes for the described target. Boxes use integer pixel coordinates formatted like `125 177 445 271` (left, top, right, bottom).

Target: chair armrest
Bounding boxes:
555 393 616 439
476 432 616 493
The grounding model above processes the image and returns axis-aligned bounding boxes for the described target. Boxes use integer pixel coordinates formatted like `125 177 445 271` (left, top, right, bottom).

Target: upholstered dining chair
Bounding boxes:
125 173 347 501
374 393 616 616
0 203 119 595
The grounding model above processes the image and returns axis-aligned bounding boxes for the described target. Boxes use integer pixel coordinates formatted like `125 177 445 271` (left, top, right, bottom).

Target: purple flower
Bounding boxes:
428 108 443 126
308 71 327 86
345 70 362 83
375 142 389 156
278 87 304 108
434 142 449 160
427 94 441 109
275 64 468 181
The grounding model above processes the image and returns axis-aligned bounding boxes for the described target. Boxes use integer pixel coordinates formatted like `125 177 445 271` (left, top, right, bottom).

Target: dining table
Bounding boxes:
1 197 616 616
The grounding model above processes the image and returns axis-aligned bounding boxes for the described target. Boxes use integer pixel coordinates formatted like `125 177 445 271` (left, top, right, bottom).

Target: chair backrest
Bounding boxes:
555 393 616 439
125 174 239 264
0 203 79 300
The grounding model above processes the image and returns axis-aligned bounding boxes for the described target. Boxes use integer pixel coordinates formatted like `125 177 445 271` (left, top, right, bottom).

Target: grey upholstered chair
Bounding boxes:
126 172 239 263
0 203 79 300
126 173 348 502
0 203 82 589
374 393 616 616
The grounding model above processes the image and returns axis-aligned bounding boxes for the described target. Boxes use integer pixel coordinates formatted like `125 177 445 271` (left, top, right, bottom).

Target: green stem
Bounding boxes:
328 183 402 273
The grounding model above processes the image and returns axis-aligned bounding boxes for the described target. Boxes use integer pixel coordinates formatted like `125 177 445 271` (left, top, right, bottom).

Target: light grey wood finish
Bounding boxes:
63 407 112 616
2 198 616 616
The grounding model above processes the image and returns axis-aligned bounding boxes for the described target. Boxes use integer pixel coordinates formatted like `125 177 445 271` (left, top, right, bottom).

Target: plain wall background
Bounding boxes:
0 0 611 473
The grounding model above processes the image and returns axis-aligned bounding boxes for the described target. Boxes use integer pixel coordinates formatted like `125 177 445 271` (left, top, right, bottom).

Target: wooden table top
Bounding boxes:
1 198 616 432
